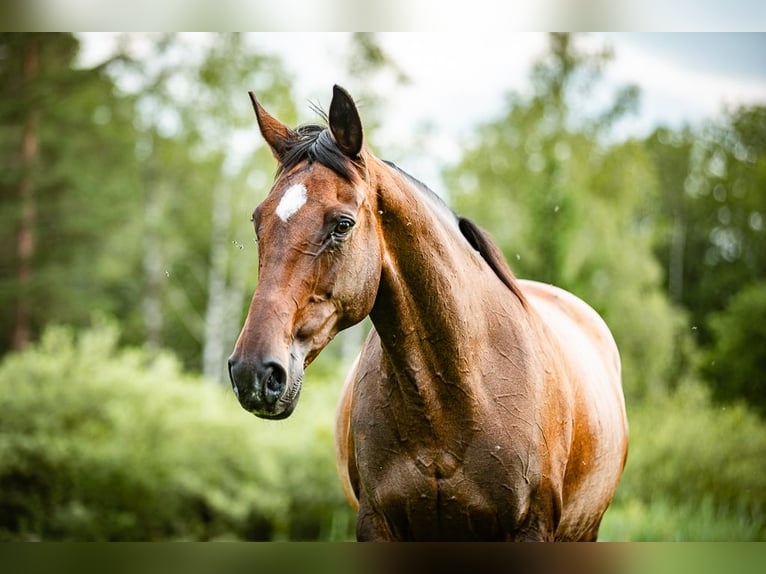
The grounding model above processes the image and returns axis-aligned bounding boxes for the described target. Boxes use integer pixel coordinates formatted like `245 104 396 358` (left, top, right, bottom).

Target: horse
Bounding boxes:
228 85 629 541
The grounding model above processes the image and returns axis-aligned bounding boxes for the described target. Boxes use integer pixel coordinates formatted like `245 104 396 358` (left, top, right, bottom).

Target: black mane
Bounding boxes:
278 124 362 181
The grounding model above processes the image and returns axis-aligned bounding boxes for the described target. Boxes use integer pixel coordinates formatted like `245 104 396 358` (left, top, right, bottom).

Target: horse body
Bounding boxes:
334 159 627 540
229 85 628 541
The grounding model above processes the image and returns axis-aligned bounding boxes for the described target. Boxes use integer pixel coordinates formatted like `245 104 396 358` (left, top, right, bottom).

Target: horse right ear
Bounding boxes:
329 85 363 158
249 91 291 162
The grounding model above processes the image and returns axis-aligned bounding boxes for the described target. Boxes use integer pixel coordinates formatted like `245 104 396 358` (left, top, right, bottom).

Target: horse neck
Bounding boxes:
367 158 524 425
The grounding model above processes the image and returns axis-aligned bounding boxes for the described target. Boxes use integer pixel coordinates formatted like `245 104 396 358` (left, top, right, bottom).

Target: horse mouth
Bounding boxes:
282 371 303 403
252 373 303 420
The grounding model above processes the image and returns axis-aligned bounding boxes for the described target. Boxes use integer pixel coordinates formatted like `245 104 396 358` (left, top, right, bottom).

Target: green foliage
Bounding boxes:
0 33 143 349
564 140 689 401
647 106 766 411
0 321 354 540
0 33 298 375
105 33 297 373
649 108 766 344
601 497 762 542
704 282 766 415
600 382 766 540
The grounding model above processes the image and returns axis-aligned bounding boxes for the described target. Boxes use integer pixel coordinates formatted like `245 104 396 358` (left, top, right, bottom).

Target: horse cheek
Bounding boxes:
335 236 380 328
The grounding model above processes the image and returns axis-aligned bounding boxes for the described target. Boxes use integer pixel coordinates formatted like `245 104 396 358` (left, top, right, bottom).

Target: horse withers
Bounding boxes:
228 85 629 541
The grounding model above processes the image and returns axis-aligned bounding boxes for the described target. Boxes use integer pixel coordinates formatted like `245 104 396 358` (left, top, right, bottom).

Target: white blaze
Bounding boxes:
275 183 307 222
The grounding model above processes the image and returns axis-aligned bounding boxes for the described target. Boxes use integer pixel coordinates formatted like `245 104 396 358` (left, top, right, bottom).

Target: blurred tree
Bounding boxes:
9 34 38 350
650 106 766 345
704 282 766 414
0 33 141 354
107 33 296 379
445 33 686 400
0 33 298 380
648 106 766 411
644 127 694 306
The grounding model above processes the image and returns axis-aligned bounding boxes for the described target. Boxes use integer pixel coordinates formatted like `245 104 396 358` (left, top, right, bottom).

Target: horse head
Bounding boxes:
228 86 381 419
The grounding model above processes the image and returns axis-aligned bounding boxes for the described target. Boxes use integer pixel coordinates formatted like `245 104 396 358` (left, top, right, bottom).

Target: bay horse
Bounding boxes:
228 85 628 541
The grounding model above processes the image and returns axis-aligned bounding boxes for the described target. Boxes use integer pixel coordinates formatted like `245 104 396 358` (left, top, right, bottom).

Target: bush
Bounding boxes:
7 322 761 541
705 282 766 415
0 322 354 540
600 382 766 540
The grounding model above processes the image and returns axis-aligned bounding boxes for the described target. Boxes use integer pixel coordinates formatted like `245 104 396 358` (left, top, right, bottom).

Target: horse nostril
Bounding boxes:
227 357 239 398
260 361 286 407
228 354 287 412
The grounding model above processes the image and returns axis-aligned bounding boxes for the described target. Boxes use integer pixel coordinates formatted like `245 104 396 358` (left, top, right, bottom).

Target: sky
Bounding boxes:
79 32 766 194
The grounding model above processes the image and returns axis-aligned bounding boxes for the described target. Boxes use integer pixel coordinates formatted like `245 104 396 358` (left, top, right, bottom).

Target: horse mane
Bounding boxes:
383 160 527 307
458 217 528 306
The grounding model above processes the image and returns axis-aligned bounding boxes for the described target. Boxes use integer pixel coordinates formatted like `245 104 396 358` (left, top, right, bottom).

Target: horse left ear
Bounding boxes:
249 91 292 162
329 85 363 157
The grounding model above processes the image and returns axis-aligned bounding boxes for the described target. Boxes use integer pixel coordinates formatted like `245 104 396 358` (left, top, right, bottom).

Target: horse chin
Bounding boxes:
252 401 297 420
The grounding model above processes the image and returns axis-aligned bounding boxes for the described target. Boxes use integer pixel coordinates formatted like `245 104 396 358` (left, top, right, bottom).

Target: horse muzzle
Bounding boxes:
227 353 303 419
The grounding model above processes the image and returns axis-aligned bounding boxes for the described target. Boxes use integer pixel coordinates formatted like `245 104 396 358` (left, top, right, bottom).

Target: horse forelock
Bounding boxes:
277 124 364 182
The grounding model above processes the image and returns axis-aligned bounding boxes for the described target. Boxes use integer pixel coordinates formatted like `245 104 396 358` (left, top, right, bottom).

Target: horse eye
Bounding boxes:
333 217 355 237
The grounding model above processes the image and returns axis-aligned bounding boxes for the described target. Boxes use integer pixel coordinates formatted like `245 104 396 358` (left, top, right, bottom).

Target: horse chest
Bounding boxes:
357 440 531 540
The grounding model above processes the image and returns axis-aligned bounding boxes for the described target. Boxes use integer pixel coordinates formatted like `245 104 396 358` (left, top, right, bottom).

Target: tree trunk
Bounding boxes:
202 181 232 384
143 163 164 354
12 36 40 350
668 208 685 304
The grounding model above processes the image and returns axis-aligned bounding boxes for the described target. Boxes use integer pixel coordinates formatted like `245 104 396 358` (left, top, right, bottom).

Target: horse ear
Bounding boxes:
249 91 291 162
329 85 363 157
